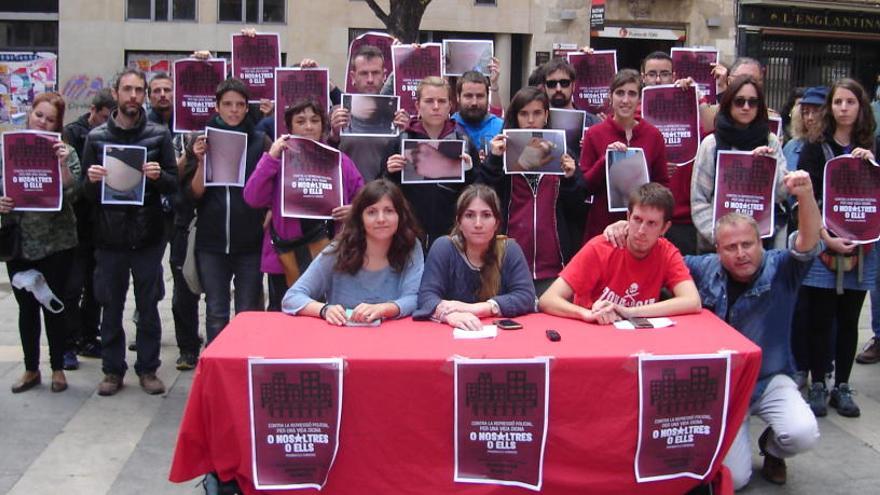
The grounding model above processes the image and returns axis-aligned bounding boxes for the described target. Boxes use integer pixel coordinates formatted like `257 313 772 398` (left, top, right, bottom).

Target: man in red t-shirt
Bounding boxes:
538 183 701 324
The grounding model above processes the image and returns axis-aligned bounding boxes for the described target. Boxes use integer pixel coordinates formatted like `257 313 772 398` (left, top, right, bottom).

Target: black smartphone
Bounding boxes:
546 329 561 342
628 317 653 329
495 319 523 330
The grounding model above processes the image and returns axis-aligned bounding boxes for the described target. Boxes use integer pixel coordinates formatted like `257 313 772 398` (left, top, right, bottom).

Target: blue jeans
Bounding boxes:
94 243 165 377
196 250 263 344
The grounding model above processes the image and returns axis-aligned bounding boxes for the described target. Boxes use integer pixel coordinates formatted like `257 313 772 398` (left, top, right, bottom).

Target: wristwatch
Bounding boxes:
487 299 501 316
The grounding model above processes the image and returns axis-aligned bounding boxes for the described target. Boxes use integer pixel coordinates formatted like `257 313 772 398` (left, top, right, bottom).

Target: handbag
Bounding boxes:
0 221 22 262
182 217 203 294
819 244 872 294
270 220 330 287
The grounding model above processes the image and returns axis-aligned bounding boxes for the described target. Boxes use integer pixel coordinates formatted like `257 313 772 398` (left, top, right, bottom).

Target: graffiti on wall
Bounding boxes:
0 52 57 132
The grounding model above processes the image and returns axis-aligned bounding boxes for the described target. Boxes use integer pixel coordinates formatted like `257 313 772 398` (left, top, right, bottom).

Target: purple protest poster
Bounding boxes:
231 33 281 103
345 32 395 93
635 353 730 482
173 58 226 133
274 68 330 139
248 358 343 490
823 155 880 243
567 50 617 114
392 44 442 115
1 130 61 211
281 137 343 219
713 150 777 238
671 48 718 103
454 357 549 491
641 85 700 166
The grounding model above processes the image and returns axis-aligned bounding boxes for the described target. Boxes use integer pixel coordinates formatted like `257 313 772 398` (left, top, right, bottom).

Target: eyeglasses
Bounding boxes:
645 71 673 79
545 79 572 89
733 97 760 109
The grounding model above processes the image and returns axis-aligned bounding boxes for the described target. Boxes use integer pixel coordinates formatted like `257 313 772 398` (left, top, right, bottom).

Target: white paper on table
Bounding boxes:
613 318 675 330
453 325 498 339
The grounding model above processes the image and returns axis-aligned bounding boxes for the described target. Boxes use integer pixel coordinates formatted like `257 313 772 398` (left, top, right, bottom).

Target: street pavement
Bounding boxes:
1 261 878 495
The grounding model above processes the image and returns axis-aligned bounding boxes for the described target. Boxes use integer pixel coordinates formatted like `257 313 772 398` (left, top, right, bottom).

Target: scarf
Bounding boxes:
207 114 255 136
714 112 769 152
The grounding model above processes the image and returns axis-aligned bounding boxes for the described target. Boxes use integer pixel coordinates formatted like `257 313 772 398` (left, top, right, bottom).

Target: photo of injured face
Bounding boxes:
341 93 400 137
401 139 466 183
605 147 649 212
503 129 567 175
442 39 493 77
102 144 146 205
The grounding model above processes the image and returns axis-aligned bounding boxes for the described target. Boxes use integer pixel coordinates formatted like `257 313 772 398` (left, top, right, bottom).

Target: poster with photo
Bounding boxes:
548 108 588 154
567 50 617 115
392 44 442 115
635 353 730 482
204 127 248 187
768 116 782 140
101 144 146 205
173 58 227 133
442 40 494 77
671 48 719 102
345 32 395 93
231 32 281 103
1 130 61 211
822 155 880 244
641 85 700 166
503 129 567 175
401 139 465 183
281 137 343 219
606 148 650 212
713 150 777 238
340 94 399 137
274 68 330 139
248 358 343 490
0 52 57 132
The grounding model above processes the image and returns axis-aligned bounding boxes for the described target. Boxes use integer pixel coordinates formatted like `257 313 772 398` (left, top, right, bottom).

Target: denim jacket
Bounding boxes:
685 241 819 404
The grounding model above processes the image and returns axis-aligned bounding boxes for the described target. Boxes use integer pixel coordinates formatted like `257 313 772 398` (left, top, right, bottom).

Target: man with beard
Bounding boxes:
82 69 178 396
451 71 503 157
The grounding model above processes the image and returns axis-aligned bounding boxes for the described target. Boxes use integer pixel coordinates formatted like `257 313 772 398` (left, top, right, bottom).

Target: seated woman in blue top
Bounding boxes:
414 184 536 331
282 179 425 325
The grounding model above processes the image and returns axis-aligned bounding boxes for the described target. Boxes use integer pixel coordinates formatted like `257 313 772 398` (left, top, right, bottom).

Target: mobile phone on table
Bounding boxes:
494 319 523 330
628 316 653 329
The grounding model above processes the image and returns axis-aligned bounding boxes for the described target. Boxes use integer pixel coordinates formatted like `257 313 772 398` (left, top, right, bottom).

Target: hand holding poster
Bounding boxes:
341 94 400 137
635 353 730 482
274 68 330 139
248 358 343 490
454 357 550 491
606 148 650 212
392 44 442 115
2 130 62 211
401 139 465 183
823 155 880 243
101 145 146 205
567 50 617 114
173 58 227 133
548 108 588 154
712 150 777 238
281 137 343 219
671 48 719 102
641 85 700 166
345 32 395 93
503 130 567 175
442 40 494 77
231 32 281 103
204 127 248 187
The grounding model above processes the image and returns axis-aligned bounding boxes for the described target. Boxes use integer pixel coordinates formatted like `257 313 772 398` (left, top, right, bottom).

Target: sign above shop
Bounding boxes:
741 4 880 34
592 26 686 41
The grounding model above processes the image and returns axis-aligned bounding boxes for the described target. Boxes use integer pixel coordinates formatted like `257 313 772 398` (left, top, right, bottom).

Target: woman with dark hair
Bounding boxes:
797 77 878 418
244 98 364 311
691 75 789 252
282 179 424 324
414 184 535 330
484 86 581 294
580 68 669 240
0 92 80 392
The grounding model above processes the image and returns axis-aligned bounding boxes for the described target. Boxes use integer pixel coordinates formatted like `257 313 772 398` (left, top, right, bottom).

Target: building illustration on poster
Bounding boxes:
260 371 333 419
649 366 720 415
466 371 539 416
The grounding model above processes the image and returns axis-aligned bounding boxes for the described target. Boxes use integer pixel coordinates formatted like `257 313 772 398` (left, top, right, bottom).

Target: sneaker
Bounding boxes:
807 382 827 417
139 372 165 395
62 351 79 370
856 337 880 364
829 383 860 417
758 427 786 485
97 374 123 396
176 352 197 371
77 339 102 358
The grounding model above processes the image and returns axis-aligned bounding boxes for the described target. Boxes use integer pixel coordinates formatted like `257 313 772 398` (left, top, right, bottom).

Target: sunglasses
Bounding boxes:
733 97 760 109
545 79 572 89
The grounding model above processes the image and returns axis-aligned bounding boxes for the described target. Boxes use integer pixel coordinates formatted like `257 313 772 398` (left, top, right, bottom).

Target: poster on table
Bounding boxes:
344 32 395 93
670 48 719 102
548 108 588 154
0 52 57 132
173 58 227 133
442 40 494 77
640 85 701 166
606 148 650 212
566 50 617 115
204 127 247 187
712 150 777 238
454 357 550 491
281 137 343 219
340 94 399 137
822 155 880 244
231 32 281 103
392 44 442 115
401 139 466 184
101 145 146 205
274 68 330 139
1 130 61 211
503 129 567 175
768 116 782 140
248 358 343 490
635 353 730 482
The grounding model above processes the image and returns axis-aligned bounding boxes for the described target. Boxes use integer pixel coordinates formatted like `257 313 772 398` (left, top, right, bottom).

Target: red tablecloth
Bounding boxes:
170 311 761 494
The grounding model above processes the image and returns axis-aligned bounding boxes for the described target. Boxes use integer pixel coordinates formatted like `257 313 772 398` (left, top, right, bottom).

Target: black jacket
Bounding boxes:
63 112 92 162
82 109 178 249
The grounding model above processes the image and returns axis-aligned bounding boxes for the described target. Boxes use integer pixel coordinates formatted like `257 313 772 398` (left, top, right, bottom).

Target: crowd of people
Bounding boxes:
2 37 879 492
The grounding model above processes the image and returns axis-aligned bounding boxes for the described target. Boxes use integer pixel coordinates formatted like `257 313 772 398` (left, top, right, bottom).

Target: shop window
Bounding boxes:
475 0 497 5
218 0 285 23
126 0 196 21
